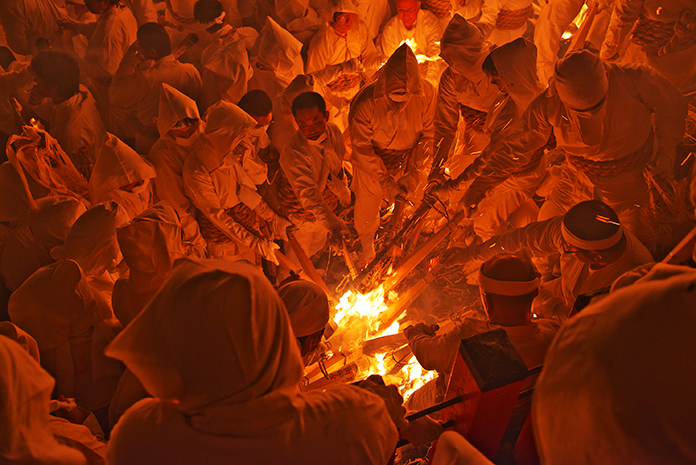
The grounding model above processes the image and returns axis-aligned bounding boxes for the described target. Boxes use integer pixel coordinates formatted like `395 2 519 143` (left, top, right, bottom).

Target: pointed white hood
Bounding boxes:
89 134 156 200
157 83 200 139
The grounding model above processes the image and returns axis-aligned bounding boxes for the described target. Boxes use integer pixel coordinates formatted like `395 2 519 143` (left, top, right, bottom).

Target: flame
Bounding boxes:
326 283 436 399
561 4 589 40
399 38 439 64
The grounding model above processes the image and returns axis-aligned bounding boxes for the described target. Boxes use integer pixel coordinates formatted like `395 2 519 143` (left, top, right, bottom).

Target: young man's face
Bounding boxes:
294 107 329 141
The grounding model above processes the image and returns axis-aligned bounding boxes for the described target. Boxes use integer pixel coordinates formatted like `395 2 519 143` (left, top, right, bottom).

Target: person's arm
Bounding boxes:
472 216 565 262
305 27 331 74
601 0 644 61
280 143 344 230
432 68 462 170
183 158 268 255
463 92 553 205
627 66 688 178
534 0 587 84
357 23 385 71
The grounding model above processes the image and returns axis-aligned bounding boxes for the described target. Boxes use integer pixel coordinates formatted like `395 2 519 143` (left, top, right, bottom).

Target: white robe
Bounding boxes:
104 259 399 465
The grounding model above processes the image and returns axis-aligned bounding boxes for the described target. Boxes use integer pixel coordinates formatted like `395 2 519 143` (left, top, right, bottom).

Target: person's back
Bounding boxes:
104 259 399 464
0 0 68 55
30 51 107 180
110 22 203 154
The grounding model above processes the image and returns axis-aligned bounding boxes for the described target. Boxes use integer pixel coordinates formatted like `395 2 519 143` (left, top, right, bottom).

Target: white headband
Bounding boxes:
561 221 623 251
478 267 540 296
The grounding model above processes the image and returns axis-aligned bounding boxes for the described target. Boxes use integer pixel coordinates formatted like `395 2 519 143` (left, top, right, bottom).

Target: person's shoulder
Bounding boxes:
420 9 441 27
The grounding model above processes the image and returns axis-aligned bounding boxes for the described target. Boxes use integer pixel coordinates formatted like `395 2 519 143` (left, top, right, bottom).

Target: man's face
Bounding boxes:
396 0 420 30
84 0 109 14
294 107 328 140
331 13 354 35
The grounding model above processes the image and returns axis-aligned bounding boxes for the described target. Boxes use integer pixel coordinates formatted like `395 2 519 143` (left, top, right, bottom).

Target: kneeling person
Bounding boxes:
278 92 351 260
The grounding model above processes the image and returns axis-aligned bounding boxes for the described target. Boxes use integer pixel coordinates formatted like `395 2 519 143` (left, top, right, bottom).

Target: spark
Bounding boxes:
596 215 620 226
489 242 497 248
681 152 694 166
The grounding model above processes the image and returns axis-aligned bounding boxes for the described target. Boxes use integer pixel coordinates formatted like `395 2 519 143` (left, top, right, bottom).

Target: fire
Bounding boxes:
561 4 589 39
309 284 437 400
399 38 439 64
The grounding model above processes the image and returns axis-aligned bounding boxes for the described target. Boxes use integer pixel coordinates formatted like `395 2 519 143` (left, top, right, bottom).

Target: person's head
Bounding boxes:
136 22 171 60
562 200 626 268
291 92 328 141
396 0 421 31
31 51 80 103
204 101 257 163
554 49 608 112
84 0 119 15
331 12 354 35
238 90 273 127
158 83 201 141
278 279 330 357
0 46 16 72
193 0 225 25
478 253 539 327
105 259 304 412
439 15 486 79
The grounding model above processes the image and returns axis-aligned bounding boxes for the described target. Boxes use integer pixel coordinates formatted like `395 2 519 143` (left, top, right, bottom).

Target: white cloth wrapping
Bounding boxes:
269 74 320 154
104 259 398 465
431 431 494 465
0 335 87 465
57 201 130 278
534 264 696 464
89 134 156 220
475 0 533 46
456 38 546 239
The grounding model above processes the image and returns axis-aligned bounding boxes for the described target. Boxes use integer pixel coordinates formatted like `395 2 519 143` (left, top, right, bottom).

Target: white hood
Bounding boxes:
157 83 200 139
89 134 156 201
